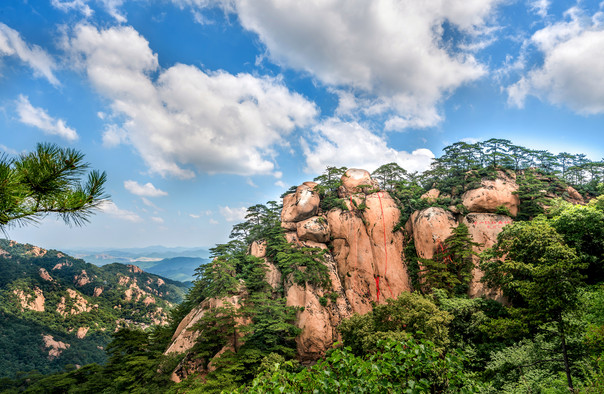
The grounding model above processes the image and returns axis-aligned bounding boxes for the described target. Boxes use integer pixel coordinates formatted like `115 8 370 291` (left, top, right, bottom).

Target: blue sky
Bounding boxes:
1 0 603 249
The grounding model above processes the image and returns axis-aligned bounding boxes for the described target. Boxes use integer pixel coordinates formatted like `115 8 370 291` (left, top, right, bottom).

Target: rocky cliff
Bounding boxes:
166 167 585 378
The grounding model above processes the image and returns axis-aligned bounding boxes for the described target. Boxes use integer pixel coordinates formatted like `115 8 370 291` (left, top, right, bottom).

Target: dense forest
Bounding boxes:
3 138 604 393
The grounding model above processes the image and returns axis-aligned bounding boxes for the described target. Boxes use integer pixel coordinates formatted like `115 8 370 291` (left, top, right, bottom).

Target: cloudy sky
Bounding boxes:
1 0 603 249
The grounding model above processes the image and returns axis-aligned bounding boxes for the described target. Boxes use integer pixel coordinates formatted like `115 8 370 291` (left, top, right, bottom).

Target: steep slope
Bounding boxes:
0 240 189 378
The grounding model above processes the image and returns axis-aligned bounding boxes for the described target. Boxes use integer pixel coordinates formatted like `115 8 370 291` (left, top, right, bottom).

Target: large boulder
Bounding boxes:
297 216 330 243
461 172 520 216
281 184 320 223
462 213 511 301
339 168 379 197
421 188 440 203
411 207 457 260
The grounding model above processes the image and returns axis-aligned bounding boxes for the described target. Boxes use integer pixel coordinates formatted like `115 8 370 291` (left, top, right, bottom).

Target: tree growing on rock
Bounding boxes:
371 162 407 191
419 223 481 296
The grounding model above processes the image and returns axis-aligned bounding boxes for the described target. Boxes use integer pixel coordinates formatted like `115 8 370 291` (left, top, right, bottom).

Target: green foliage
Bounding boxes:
419 223 481 296
480 217 588 390
339 292 453 355
371 162 408 191
239 338 477 393
0 143 108 230
551 203 604 284
313 166 347 212
318 296 327 306
494 205 512 216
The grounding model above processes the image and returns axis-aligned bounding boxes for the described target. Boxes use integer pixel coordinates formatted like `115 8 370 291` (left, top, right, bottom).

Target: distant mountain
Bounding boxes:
134 256 206 282
0 239 190 378
64 246 210 268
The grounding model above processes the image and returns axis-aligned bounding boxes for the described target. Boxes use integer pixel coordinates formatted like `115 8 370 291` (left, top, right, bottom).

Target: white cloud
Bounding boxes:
102 124 128 147
219 206 247 222
124 180 168 197
246 178 258 188
209 218 219 224
16 95 78 141
0 144 18 155
141 197 159 210
51 0 94 17
274 180 286 188
508 6 604 114
151 216 164 224
182 0 499 129
99 201 142 222
51 0 126 22
65 24 317 178
302 118 435 174
0 23 58 85
530 0 550 18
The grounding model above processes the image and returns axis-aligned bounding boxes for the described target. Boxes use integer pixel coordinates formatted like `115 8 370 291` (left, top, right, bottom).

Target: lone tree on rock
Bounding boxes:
0 142 108 230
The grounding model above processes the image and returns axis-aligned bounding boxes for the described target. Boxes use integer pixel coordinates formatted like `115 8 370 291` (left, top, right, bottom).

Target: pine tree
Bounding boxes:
0 143 108 230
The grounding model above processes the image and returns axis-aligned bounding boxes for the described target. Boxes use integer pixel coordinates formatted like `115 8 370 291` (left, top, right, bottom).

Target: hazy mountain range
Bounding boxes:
64 246 210 282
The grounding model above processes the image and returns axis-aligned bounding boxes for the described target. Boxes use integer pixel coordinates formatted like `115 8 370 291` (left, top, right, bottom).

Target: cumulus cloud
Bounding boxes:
124 180 168 197
0 23 58 85
151 216 164 224
508 6 604 114
219 206 247 222
99 201 142 222
65 24 317 178
180 0 499 129
301 118 435 174
16 95 78 141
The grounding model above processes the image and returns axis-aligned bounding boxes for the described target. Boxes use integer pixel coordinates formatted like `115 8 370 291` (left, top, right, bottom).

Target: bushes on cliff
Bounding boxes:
339 292 453 355
238 337 476 393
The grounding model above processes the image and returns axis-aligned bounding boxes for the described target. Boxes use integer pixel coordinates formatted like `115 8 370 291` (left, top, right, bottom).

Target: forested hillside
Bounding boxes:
0 240 189 379
5 139 604 393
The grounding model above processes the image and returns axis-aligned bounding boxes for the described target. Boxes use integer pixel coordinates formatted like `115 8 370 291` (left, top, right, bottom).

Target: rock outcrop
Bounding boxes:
42 334 70 360
410 207 457 260
461 171 520 216
463 213 512 301
168 166 589 374
14 287 45 312
281 183 320 223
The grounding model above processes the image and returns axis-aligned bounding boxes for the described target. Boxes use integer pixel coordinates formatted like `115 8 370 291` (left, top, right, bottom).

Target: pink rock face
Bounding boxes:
339 169 379 196
284 253 352 362
250 240 282 290
411 207 457 260
461 173 520 216
39 268 53 282
165 295 246 355
281 184 321 223
463 213 511 301
565 186 584 204
296 216 330 243
421 188 440 202
249 240 267 258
